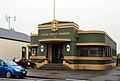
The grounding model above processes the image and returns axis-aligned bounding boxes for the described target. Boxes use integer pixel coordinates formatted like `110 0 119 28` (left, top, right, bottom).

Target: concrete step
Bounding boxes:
40 63 71 70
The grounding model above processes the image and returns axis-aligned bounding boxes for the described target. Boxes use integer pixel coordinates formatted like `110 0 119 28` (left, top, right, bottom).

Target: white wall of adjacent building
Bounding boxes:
0 38 30 60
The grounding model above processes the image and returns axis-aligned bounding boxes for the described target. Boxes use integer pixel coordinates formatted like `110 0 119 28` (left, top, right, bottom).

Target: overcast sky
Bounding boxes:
0 0 120 53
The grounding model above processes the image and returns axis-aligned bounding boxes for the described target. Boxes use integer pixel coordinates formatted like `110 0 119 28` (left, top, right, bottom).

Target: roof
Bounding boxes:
38 21 75 26
39 21 73 25
38 20 79 30
0 27 30 43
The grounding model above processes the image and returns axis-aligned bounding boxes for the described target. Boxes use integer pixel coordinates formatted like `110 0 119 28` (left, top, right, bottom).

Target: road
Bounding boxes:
0 77 84 81
0 67 111 81
0 68 87 81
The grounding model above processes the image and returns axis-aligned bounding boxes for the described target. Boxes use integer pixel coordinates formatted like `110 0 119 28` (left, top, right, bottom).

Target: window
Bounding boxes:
79 46 108 57
30 47 38 56
80 48 88 56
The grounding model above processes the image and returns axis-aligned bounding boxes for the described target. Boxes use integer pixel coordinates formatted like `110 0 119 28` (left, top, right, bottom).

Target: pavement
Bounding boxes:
89 66 120 81
27 67 116 81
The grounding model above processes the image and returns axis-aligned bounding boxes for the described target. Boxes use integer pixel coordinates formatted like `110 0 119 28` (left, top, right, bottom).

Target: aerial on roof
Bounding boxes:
0 27 30 42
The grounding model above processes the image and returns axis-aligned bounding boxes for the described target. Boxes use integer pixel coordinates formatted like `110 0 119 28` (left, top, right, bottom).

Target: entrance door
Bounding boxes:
52 43 63 63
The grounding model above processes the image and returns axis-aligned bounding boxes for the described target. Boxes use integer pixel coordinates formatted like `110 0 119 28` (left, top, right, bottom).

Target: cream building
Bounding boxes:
0 28 30 60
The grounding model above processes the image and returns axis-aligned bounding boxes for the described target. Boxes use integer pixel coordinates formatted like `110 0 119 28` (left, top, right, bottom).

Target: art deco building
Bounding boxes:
28 20 117 70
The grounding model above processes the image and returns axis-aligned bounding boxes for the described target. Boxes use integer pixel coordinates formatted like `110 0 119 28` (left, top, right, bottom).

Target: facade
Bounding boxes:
0 28 30 60
29 20 117 70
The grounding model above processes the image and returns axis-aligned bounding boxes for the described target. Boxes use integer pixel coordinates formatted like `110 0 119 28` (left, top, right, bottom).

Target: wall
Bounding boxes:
78 33 105 43
31 36 38 44
0 38 30 60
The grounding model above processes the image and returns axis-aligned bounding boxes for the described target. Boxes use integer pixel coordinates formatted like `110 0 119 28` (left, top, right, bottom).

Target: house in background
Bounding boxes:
0 27 30 60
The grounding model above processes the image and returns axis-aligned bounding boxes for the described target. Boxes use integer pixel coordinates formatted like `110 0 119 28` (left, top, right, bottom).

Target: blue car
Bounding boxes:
0 58 27 78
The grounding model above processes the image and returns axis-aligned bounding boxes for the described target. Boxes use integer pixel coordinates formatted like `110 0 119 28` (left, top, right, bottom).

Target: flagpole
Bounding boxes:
53 0 55 20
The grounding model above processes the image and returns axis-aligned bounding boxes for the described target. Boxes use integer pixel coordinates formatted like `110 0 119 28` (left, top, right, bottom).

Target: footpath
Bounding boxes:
89 66 120 81
27 66 120 81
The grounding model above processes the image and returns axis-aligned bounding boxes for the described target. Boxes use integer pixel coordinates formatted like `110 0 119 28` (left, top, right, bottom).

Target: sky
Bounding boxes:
0 0 120 53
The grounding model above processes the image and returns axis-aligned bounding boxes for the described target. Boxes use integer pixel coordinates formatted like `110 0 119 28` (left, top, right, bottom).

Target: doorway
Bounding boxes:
52 43 63 63
22 47 26 59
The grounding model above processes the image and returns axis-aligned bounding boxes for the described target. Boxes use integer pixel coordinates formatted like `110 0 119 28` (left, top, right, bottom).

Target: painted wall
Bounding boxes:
31 36 38 44
38 28 75 40
0 38 30 60
78 33 105 43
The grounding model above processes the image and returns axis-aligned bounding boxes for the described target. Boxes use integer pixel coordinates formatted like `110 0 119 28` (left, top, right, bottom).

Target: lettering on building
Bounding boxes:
40 32 70 37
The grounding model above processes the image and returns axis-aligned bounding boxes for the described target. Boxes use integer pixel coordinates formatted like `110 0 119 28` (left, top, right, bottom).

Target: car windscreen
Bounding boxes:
4 60 18 66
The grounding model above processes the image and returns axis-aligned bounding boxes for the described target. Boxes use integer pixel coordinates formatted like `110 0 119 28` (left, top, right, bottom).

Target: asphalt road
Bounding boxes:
27 68 111 80
0 67 112 81
0 77 85 81
0 68 87 81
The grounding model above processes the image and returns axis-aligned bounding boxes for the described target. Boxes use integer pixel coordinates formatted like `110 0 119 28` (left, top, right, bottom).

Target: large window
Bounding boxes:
79 46 108 57
29 47 38 56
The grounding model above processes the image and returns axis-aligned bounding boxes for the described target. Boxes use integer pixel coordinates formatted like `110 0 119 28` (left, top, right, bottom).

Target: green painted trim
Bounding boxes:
31 36 38 44
78 33 105 43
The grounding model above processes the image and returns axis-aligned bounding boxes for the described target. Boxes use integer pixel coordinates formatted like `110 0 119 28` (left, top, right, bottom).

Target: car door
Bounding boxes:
0 60 6 75
21 59 28 67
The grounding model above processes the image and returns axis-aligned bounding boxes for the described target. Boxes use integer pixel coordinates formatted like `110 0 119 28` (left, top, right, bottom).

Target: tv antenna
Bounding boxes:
5 14 16 30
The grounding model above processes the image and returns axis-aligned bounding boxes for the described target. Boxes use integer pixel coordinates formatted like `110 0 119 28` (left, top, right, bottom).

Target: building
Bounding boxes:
0 28 30 60
29 20 117 70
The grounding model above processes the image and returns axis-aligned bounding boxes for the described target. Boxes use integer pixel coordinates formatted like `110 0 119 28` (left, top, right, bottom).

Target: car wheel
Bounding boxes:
5 71 12 78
